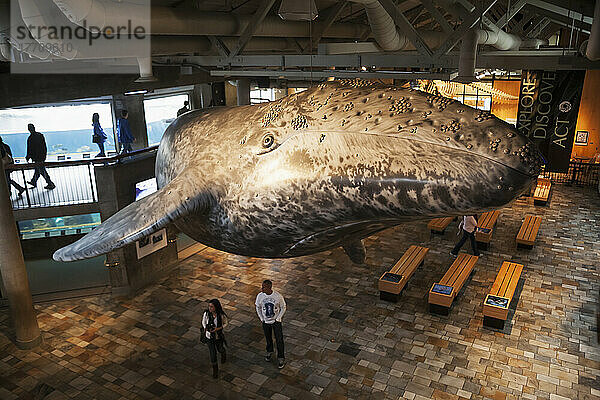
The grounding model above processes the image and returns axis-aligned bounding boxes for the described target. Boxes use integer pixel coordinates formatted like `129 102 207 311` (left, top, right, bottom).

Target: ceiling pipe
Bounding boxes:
0 38 11 61
1 2 54 60
51 0 367 39
348 0 409 51
135 57 157 82
52 0 150 32
456 28 478 82
347 0 529 52
586 0 600 60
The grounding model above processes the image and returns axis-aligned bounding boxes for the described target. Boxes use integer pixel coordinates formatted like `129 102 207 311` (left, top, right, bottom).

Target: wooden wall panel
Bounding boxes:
491 80 519 124
572 70 600 161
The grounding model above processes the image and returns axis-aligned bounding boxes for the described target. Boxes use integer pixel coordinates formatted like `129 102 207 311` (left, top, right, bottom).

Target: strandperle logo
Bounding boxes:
15 19 147 46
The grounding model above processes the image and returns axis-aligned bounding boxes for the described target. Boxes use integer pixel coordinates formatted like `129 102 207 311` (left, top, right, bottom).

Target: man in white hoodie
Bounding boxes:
255 279 287 368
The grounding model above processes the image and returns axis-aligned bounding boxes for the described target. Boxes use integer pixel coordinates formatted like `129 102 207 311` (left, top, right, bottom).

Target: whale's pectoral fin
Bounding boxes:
342 239 366 264
53 171 212 262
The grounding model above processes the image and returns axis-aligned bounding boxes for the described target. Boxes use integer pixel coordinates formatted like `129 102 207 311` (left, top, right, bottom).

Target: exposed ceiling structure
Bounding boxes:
1 0 600 104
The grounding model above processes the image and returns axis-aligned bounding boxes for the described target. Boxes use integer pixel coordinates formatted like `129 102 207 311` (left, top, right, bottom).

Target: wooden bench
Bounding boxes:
475 210 500 250
483 261 524 329
428 253 478 315
427 217 454 234
379 245 429 302
533 177 551 205
516 215 542 249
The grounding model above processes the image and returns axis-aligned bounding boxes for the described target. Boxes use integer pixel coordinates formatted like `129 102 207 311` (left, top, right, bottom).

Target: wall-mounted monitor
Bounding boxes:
135 178 157 201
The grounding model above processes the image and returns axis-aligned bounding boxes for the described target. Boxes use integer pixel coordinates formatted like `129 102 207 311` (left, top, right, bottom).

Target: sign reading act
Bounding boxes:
516 70 586 173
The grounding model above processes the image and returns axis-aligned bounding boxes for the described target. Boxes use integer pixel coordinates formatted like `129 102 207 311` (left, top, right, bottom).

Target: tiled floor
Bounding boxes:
1 185 599 400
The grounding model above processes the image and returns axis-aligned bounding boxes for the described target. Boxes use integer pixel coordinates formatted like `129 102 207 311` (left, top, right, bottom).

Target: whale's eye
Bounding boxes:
262 134 275 148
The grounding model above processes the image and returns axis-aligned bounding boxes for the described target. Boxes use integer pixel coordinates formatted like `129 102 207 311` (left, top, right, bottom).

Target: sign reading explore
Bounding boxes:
516 70 586 173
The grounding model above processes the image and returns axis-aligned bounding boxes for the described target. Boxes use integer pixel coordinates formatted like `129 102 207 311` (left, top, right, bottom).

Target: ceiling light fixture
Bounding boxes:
278 0 318 21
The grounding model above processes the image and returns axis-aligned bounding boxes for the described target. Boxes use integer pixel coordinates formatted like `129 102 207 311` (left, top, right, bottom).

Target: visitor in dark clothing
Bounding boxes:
25 124 55 190
117 110 135 154
92 113 108 157
202 299 228 379
450 215 480 257
177 100 190 117
0 137 25 197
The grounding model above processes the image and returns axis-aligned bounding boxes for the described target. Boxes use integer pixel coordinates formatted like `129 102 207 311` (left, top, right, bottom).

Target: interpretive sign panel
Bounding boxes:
516 70 586 172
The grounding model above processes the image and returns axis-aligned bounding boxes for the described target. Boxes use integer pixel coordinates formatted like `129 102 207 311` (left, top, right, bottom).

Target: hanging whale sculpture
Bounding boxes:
54 80 542 264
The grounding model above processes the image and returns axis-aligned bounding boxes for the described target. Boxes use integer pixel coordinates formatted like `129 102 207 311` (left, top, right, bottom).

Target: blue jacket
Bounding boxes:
92 121 107 143
117 118 134 144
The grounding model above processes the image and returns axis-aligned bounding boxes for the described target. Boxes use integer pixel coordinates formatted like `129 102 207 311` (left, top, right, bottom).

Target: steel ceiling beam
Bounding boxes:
166 49 600 70
225 0 277 62
376 0 434 58
511 11 535 35
526 4 591 34
526 0 594 24
303 1 349 54
419 0 452 33
433 0 498 57
496 0 527 29
207 36 230 58
528 18 551 39
210 69 458 80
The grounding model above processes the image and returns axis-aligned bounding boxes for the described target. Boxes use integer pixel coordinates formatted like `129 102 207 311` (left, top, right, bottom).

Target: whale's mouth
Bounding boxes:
263 129 541 179
283 218 409 256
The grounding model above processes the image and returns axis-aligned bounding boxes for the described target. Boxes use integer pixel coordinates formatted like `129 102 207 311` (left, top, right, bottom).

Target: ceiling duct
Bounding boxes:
278 0 318 21
456 28 478 83
348 0 532 52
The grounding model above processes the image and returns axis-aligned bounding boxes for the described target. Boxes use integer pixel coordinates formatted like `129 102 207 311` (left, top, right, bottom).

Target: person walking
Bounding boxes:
177 100 190 117
255 279 286 369
117 110 135 154
0 137 25 197
450 215 480 257
202 299 228 379
25 123 55 190
92 113 108 157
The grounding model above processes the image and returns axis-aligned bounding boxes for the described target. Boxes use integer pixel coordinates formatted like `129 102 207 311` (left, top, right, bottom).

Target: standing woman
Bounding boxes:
202 299 227 379
92 113 107 157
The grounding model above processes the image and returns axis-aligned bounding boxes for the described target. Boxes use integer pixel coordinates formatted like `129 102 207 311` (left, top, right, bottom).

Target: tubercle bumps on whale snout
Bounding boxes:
254 81 540 178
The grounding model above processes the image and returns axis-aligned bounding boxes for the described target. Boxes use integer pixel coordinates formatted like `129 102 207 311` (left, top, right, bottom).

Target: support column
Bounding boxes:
0 163 41 349
192 83 213 109
112 94 149 150
237 79 251 105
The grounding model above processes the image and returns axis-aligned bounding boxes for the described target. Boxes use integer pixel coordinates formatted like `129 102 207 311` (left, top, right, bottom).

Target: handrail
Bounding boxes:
6 145 159 171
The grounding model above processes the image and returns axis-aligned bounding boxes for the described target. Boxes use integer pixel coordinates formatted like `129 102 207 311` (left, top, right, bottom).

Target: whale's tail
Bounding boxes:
53 170 212 262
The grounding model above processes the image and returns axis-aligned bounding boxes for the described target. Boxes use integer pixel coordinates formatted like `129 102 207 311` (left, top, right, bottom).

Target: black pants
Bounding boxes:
5 171 24 193
452 230 479 256
262 321 284 359
121 143 133 154
96 142 105 156
207 338 225 365
31 165 53 185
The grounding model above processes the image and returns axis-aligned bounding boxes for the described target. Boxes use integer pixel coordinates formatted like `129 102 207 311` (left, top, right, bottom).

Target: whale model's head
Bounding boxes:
54 80 542 263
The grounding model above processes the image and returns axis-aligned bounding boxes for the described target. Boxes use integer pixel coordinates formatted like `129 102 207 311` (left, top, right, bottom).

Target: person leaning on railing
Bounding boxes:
92 113 108 158
117 110 135 154
25 123 55 190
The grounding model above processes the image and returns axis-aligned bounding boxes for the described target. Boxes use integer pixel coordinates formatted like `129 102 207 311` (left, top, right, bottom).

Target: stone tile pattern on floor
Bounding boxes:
1 185 599 400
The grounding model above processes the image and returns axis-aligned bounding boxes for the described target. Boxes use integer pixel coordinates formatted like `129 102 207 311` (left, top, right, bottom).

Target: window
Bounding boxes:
18 213 101 240
144 94 190 146
452 83 492 111
0 102 115 161
250 88 276 104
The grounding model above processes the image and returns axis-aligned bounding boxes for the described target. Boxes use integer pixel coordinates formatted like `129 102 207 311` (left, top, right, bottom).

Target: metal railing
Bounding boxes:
6 146 158 210
540 161 600 187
